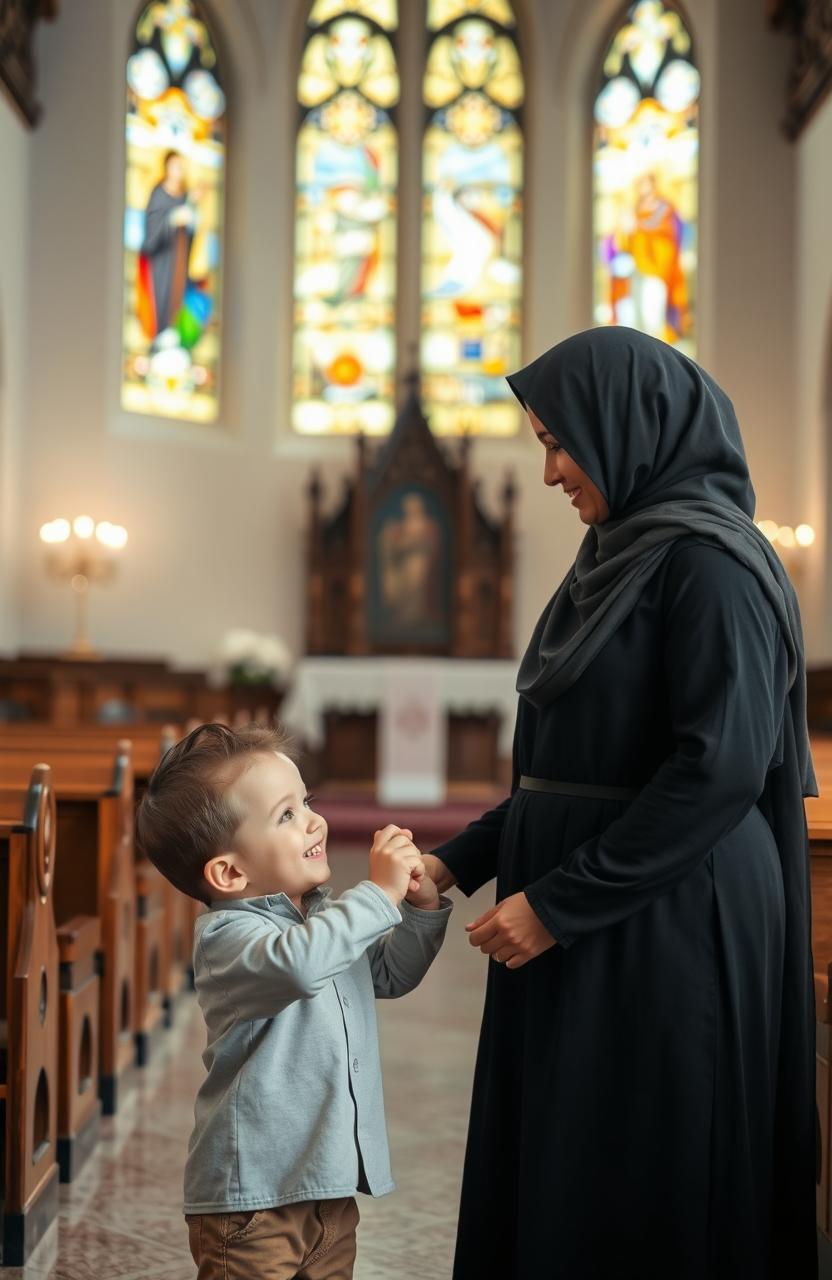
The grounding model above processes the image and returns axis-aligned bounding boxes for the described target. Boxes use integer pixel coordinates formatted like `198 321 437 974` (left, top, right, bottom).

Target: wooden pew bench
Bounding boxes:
807 765 832 1240
0 722 178 789
54 915 101 1183
0 768 60 1263
0 745 138 1115
134 860 166 1065
0 786 101 1187
0 726 190 1024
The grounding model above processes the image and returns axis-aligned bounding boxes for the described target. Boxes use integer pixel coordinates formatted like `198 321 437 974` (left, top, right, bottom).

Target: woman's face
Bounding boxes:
528 407 610 526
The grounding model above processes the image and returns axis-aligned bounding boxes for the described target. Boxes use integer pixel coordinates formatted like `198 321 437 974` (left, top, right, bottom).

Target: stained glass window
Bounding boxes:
593 1 699 355
420 0 524 436
293 3 399 436
122 0 226 423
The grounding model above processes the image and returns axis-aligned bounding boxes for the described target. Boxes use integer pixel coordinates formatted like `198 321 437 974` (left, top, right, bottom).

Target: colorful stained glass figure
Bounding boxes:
421 3 524 436
593 1 699 355
121 0 226 423
293 5 399 436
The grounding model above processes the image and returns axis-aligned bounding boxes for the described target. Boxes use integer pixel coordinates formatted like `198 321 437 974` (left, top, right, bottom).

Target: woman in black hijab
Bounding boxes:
424 326 818 1279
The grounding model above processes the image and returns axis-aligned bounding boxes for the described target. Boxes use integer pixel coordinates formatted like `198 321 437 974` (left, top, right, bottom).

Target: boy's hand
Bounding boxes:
369 824 424 907
404 859 441 911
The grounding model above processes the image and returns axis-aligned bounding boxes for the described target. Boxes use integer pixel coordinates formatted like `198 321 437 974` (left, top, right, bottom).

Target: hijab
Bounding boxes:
507 326 817 798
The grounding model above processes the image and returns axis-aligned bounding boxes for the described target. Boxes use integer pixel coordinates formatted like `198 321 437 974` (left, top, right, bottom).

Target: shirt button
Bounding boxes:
343 995 350 1008
353 1057 359 1073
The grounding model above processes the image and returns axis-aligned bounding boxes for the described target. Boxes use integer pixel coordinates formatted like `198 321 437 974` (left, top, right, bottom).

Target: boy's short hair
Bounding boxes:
136 722 295 905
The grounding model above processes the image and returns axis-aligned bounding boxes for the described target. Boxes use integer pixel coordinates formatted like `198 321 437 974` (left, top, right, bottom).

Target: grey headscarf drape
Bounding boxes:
507 326 817 798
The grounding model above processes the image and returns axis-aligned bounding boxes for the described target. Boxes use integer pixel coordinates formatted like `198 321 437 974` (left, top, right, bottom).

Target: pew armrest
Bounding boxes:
57 915 101 964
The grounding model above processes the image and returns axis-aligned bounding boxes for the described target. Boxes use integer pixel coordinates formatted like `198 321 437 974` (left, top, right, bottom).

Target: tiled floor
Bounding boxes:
8 853 494 1280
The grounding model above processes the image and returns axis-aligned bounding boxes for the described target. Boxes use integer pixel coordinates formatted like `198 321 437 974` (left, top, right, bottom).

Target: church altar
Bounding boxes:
281 657 518 805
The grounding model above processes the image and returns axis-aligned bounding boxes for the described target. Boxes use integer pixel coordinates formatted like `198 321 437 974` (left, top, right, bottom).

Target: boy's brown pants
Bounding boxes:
185 1196 359 1279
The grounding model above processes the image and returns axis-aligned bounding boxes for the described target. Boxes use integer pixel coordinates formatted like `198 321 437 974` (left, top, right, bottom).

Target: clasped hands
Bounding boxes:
369 825 440 911
368 836 557 967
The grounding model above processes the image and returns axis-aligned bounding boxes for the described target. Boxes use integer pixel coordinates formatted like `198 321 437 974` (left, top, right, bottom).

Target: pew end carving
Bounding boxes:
0 766 60 1264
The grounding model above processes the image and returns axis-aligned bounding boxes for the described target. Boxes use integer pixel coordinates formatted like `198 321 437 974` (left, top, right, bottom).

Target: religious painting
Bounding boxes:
420 0 524 437
121 0 226 423
368 487 452 647
292 0 399 436
593 1 699 356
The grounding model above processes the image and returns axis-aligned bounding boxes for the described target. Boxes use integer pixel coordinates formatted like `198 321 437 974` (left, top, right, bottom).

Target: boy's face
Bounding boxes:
203 752 330 908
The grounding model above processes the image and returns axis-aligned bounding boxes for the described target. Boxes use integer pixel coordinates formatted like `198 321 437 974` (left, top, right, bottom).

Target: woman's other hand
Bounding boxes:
421 853 457 895
466 893 557 969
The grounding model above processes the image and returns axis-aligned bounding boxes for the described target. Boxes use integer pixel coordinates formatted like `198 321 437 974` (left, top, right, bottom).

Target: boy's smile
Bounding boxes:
203 752 330 907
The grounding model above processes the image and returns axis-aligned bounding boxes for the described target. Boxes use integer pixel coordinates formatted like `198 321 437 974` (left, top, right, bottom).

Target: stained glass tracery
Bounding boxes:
293 4 400 436
122 0 226 422
593 0 699 355
420 2 524 436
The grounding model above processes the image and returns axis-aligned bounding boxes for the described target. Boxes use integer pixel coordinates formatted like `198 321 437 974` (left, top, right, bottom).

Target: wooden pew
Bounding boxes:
134 859 166 1065
806 744 832 1239
811 818 832 1241
0 741 170 1077
161 876 193 1014
0 725 191 1027
0 744 137 1115
0 767 60 1264
0 722 178 789
55 915 101 1183
0 654 222 726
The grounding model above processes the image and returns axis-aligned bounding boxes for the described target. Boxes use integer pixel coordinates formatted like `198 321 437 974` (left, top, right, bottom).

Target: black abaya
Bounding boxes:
434 539 817 1278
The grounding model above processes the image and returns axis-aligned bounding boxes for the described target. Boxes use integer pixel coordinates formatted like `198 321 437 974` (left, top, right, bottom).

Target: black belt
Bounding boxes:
519 776 640 802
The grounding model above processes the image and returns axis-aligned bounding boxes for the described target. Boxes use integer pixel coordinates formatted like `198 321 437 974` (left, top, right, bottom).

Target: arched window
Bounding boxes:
593 1 699 355
292 0 400 436
122 0 226 423
421 0 524 436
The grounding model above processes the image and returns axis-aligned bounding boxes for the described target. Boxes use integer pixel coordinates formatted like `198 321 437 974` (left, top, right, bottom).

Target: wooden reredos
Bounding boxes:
305 385 515 658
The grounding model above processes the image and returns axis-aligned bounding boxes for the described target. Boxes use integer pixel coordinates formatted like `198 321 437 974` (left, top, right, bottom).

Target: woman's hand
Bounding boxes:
421 853 457 896
466 892 557 970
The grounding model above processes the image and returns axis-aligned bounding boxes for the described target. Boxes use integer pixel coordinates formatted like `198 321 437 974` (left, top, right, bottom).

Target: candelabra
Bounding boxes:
39 515 128 659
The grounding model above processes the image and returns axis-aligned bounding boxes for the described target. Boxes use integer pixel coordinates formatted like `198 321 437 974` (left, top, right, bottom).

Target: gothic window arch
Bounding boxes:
292 0 525 437
593 0 699 355
421 0 524 436
122 0 227 422
292 0 400 436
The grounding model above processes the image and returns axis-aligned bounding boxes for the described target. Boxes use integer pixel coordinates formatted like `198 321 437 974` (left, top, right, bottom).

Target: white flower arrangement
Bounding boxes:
211 629 293 689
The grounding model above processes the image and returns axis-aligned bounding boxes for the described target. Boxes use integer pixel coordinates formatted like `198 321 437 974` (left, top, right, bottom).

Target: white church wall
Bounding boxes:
16 0 805 673
795 95 832 662
0 102 29 655
20 0 315 667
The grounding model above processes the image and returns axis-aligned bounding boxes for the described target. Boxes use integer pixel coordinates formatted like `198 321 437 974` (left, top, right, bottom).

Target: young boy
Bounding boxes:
136 721 451 1280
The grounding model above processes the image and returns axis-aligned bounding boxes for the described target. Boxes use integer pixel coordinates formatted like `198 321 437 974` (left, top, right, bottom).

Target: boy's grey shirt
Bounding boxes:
184 880 452 1214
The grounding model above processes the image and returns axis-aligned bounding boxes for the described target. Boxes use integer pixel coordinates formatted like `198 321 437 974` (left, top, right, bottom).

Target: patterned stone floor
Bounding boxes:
6 851 494 1280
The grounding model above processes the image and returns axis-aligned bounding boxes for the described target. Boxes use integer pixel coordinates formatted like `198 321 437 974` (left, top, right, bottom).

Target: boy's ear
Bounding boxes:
203 851 249 896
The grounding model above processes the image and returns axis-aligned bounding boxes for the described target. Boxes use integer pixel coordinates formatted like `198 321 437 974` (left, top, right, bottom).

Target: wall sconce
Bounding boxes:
756 520 815 581
39 515 129 659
